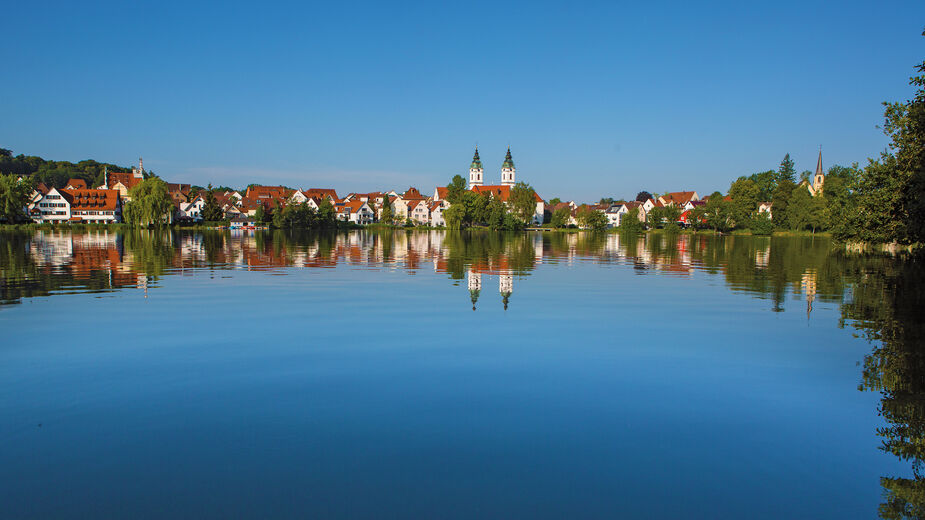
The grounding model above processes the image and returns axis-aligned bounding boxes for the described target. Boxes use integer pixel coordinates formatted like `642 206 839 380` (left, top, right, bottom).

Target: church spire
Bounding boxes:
815 147 823 177
502 146 514 169
469 147 483 188
470 147 482 170
500 146 516 186
811 146 825 196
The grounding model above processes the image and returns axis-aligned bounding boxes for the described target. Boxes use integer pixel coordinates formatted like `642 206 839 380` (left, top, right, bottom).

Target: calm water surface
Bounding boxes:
1 230 922 519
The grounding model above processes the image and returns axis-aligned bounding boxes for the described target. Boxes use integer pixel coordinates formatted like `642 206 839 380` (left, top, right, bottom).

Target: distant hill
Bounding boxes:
0 148 132 189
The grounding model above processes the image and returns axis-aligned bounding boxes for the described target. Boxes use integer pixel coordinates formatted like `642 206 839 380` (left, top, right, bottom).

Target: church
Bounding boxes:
436 147 545 224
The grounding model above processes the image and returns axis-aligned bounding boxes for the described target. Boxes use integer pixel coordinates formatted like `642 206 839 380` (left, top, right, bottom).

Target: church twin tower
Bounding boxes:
469 147 516 189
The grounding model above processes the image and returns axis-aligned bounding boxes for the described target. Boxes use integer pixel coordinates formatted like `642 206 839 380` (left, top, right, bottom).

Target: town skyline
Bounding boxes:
4 1 923 201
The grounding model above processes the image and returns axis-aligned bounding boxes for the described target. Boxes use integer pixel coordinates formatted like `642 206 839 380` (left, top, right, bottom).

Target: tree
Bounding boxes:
551 206 571 228
636 191 653 202
126 177 173 227
446 175 467 204
728 177 760 229
704 191 732 232
771 179 796 229
487 196 505 230
599 197 614 205
747 169 777 201
576 206 607 230
777 153 796 184
0 174 33 222
548 197 562 206
509 182 538 225
201 184 224 221
254 204 266 224
619 207 644 232
380 197 394 224
662 204 682 231
317 199 336 227
688 206 708 231
846 43 925 243
751 212 774 235
443 204 465 230
646 206 665 229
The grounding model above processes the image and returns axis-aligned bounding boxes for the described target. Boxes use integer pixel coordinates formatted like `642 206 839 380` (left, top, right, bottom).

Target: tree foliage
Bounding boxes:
125 177 173 227
0 174 34 222
551 206 571 228
509 182 538 225
201 184 224 221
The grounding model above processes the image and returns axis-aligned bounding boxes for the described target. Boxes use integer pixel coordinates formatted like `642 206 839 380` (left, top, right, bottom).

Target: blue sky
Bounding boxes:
2 0 923 201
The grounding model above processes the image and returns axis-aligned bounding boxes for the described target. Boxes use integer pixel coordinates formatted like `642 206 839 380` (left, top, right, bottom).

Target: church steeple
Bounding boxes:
469 147 484 188
812 146 825 196
500 146 515 186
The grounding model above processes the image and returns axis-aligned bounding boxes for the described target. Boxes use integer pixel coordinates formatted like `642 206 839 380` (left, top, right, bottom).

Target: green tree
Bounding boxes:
0 174 33 222
380 197 394 224
446 174 467 204
662 204 682 231
551 206 571 228
748 170 778 201
576 205 603 230
254 204 266 224
509 182 538 225
201 184 224 221
619 207 644 232
126 177 173 227
777 153 796 184
487 196 505 230
704 192 732 232
646 205 665 229
728 177 760 229
771 179 796 229
846 44 925 243
548 197 562 206
750 212 774 235
443 204 465 230
317 199 336 227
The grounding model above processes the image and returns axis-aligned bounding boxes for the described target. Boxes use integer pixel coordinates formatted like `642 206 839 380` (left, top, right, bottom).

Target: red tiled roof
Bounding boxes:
470 185 543 203
66 179 88 189
60 189 121 211
105 172 142 191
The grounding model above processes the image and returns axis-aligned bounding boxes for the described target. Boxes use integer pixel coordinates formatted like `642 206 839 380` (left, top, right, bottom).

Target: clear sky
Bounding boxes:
2 0 923 201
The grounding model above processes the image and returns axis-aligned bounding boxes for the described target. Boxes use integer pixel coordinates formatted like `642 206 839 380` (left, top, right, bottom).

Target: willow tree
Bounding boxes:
0 174 33 222
126 177 173 227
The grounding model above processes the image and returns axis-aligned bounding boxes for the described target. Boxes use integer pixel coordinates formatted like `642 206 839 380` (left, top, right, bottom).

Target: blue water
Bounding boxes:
0 230 907 518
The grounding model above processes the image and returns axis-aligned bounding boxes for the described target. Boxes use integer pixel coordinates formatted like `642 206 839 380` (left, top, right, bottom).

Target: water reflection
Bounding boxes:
1 229 923 517
0 230 858 315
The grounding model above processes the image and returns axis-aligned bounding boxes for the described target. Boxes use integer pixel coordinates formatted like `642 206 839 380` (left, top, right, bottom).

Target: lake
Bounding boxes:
1 229 922 519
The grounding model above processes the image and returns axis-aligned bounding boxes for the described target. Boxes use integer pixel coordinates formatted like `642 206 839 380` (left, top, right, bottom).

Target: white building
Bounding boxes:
32 188 122 224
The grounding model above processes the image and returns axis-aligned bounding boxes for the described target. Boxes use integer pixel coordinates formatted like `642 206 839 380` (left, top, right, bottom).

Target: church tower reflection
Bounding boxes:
468 268 481 311
500 271 513 310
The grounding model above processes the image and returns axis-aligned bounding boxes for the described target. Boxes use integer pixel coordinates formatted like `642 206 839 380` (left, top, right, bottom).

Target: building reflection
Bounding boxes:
0 229 838 318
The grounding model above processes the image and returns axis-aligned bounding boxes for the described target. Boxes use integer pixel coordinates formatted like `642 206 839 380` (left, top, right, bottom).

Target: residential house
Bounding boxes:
408 199 431 225
429 201 446 227
31 188 122 224
757 201 773 218
658 191 700 207
97 159 145 201
335 200 374 224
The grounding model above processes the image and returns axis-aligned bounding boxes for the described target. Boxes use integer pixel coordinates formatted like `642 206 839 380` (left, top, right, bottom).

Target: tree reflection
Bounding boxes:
841 257 925 519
